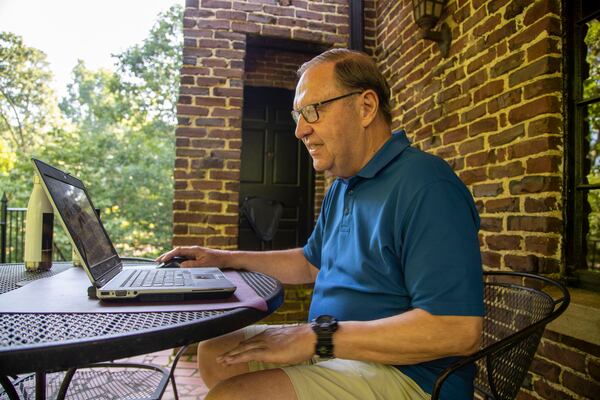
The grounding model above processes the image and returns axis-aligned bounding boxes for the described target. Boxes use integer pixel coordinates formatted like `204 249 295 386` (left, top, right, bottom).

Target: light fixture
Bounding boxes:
412 0 452 57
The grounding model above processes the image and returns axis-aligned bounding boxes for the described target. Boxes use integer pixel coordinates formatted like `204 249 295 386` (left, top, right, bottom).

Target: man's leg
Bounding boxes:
197 329 250 388
205 369 297 400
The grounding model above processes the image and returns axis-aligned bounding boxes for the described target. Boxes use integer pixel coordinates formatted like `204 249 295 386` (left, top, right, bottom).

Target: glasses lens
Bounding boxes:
303 106 318 123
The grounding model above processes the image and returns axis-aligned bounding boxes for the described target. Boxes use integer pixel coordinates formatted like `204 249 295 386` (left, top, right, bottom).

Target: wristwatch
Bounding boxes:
310 315 339 357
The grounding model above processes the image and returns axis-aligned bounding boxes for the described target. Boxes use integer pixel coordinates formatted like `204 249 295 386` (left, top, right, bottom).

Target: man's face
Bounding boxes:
293 62 364 178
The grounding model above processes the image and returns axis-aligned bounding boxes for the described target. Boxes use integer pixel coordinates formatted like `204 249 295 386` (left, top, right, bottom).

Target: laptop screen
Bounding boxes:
42 171 120 280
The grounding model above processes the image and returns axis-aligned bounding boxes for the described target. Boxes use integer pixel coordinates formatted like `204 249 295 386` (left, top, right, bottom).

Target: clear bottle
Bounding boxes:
24 174 53 271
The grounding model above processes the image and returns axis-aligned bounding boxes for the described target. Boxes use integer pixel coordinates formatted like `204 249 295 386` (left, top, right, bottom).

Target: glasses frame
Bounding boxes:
291 91 363 124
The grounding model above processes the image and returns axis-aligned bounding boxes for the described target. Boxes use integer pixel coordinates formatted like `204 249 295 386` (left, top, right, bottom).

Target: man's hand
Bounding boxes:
155 246 229 268
216 324 316 366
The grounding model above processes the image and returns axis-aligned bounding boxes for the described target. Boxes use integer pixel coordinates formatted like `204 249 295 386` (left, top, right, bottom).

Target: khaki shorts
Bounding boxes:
244 325 430 400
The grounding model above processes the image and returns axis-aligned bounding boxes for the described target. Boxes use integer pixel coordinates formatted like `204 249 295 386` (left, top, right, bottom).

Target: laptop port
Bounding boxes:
100 291 110 296
115 290 127 297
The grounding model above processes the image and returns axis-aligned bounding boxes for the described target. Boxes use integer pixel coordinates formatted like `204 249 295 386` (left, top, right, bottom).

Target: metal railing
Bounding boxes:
0 193 66 263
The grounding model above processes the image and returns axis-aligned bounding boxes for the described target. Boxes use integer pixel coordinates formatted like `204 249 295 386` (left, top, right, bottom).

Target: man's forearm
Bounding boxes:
333 309 482 365
220 247 317 285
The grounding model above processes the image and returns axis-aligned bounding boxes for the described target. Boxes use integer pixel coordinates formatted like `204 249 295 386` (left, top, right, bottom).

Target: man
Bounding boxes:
157 48 484 399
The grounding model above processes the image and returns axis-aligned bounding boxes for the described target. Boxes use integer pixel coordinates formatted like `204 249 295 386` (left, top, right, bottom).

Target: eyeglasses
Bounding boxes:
291 91 363 124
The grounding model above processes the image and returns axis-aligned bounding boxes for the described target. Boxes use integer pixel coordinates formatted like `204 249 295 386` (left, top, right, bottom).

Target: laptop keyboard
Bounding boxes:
121 269 190 288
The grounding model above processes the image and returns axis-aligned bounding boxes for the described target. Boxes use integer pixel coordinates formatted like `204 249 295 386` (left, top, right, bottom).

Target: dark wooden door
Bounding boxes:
239 86 314 250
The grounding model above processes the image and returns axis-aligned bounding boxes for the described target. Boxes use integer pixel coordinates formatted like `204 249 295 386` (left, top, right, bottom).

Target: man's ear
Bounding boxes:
360 89 379 128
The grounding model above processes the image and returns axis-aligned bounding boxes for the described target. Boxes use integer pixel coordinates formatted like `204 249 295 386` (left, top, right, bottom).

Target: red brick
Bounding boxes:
562 370 600 399
486 234 522 250
462 103 487 123
524 197 558 212
487 88 522 114
443 127 468 145
490 52 525 78
474 80 505 104
459 137 484 154
509 176 560 194
466 150 496 167
462 69 488 92
507 136 561 159
480 217 503 232
527 37 560 62
489 161 525 179
508 16 561 52
526 155 561 173
505 254 538 272
508 57 562 87
467 48 496 74
469 117 498 137
507 216 562 233
486 197 520 213
482 250 502 268
523 0 560 26
523 77 562 100
486 20 517 47
473 183 504 197
529 116 562 136
508 96 561 124
489 124 525 147
525 236 559 255
459 167 488 185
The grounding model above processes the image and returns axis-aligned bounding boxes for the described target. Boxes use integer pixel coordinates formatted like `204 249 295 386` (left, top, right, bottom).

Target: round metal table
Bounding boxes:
0 262 283 393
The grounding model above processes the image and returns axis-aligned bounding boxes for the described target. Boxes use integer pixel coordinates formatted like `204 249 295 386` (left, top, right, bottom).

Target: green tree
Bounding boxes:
0 32 61 153
0 4 182 258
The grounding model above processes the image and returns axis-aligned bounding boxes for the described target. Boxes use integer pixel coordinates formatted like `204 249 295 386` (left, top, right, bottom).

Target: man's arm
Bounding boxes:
215 309 482 367
156 246 318 285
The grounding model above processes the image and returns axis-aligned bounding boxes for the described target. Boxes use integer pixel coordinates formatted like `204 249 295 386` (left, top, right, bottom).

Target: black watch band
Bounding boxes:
310 315 338 358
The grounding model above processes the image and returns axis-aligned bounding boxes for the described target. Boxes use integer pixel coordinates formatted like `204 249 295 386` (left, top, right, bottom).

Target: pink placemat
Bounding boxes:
0 267 268 313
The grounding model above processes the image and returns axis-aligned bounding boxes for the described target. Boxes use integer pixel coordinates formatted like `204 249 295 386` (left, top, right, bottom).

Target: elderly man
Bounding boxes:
158 48 484 400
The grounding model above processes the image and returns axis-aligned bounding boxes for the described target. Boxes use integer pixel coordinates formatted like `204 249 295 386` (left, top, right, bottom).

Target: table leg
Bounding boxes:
35 371 46 400
0 375 20 400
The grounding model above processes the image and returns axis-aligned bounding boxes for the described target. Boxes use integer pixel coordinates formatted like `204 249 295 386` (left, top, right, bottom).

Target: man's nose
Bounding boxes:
294 117 312 140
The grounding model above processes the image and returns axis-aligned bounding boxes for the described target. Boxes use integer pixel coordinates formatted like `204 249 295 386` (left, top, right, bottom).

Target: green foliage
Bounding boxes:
0 31 62 153
0 4 183 258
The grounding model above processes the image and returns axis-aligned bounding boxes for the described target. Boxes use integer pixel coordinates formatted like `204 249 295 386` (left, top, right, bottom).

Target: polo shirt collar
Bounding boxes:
345 130 410 183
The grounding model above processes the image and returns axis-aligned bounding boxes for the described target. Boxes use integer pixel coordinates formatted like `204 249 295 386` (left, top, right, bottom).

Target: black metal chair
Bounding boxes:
240 196 283 251
432 271 570 400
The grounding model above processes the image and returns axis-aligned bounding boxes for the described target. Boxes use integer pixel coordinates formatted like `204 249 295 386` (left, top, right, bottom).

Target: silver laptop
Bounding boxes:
32 158 236 301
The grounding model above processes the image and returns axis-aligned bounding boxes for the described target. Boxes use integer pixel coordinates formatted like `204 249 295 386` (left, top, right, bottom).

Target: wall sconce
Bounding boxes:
412 0 452 58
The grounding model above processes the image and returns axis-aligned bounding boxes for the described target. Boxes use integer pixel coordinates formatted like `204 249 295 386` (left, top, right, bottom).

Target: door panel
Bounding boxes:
239 86 314 250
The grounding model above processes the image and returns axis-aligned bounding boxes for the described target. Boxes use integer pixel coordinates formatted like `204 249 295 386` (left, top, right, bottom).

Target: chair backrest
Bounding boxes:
432 271 570 400
240 196 283 242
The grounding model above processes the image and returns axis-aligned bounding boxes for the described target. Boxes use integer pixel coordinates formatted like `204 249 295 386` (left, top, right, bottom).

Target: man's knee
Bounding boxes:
197 329 250 388
205 369 297 400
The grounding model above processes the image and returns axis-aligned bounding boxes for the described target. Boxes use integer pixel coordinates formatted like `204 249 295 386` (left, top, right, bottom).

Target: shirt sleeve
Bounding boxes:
398 179 484 316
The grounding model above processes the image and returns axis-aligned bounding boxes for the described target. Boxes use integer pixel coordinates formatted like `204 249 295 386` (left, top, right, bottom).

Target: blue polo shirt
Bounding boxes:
303 130 484 399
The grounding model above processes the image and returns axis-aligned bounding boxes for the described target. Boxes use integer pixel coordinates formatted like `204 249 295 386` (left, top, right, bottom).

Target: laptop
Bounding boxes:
31 158 237 301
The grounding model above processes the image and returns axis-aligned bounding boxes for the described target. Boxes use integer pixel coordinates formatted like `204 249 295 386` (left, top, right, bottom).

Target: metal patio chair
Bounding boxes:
431 271 570 400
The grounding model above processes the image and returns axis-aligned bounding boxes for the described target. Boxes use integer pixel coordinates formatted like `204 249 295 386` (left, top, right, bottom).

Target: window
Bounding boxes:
566 1 600 290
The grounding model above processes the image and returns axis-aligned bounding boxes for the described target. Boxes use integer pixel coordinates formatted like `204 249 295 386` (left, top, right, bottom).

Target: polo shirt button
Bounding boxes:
348 190 354 196
344 208 349 215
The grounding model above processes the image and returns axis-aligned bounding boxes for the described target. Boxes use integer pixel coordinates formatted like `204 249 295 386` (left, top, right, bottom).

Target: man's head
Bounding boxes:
292 49 393 178
296 48 392 126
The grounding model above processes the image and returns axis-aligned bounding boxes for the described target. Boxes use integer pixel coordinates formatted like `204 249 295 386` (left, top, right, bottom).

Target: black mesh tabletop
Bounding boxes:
0 263 283 375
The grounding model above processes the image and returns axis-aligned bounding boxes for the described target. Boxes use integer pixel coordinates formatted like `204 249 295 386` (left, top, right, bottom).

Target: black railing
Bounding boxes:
0 193 67 263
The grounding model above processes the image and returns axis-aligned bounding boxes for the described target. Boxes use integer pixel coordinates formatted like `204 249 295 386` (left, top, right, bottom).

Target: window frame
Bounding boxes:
565 0 600 290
